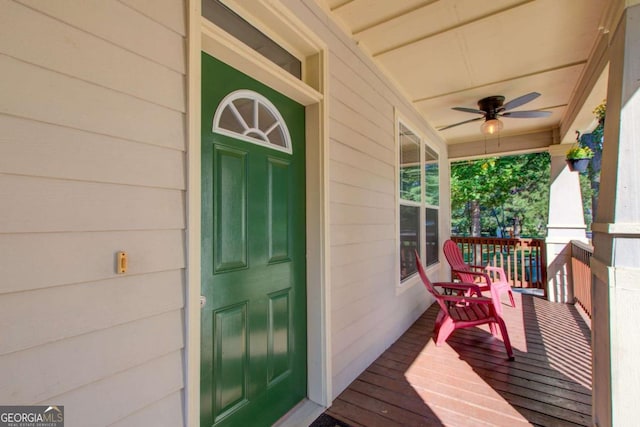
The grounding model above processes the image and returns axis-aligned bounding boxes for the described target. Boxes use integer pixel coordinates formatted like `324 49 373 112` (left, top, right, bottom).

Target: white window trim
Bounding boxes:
396 116 441 292
213 89 293 154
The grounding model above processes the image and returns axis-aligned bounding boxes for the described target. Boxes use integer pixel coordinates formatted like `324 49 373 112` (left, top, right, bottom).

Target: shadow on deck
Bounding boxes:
316 293 592 426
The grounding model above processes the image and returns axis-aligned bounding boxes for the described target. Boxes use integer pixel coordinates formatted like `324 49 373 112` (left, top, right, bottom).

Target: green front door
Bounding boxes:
200 53 307 427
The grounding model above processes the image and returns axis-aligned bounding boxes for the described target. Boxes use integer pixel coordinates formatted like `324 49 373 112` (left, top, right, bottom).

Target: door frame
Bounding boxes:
185 1 330 425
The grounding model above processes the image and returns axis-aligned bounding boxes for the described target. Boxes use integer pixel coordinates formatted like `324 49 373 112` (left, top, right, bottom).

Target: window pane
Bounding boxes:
425 208 439 267
400 205 420 281
424 145 439 206
202 0 302 79
399 124 421 202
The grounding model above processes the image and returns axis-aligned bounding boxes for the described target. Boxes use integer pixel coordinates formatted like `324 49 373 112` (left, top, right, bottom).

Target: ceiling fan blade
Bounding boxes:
437 116 484 131
452 107 486 115
501 110 552 118
502 92 541 111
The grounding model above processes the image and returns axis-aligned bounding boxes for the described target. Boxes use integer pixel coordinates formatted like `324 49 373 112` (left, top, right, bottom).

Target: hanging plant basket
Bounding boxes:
565 145 593 172
566 158 590 172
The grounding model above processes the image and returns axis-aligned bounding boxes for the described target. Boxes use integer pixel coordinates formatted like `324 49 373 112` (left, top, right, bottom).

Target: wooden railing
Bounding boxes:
450 237 547 289
571 240 593 318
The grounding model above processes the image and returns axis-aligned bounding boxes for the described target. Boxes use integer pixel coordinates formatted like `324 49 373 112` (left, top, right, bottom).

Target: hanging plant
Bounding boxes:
566 145 594 160
566 145 593 172
591 99 606 150
593 99 606 124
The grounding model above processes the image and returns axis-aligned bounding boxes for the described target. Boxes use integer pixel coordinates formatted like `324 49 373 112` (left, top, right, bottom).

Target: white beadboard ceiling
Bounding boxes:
318 0 611 145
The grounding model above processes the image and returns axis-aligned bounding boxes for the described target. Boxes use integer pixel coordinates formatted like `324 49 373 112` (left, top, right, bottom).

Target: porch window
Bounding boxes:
399 121 439 282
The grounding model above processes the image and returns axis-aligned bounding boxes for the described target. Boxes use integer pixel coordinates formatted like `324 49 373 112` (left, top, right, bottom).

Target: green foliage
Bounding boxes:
593 99 606 121
400 165 421 202
579 173 594 228
566 145 594 159
579 100 605 229
451 153 550 237
424 163 439 206
400 163 440 206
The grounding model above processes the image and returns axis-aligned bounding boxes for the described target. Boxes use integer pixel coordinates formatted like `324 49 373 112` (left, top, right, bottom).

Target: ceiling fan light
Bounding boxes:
481 118 504 135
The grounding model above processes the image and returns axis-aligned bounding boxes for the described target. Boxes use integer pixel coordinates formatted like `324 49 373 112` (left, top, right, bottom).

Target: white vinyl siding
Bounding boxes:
280 0 449 398
2 0 451 421
0 1 187 426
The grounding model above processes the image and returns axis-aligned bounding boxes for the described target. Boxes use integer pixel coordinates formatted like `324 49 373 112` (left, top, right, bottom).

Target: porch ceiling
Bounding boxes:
317 0 612 147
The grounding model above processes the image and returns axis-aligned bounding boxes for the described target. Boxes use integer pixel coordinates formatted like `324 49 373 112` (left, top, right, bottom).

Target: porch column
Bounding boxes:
545 144 588 303
591 3 640 427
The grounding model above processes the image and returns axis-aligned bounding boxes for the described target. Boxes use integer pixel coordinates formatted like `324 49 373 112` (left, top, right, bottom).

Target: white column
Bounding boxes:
545 144 588 303
591 4 640 426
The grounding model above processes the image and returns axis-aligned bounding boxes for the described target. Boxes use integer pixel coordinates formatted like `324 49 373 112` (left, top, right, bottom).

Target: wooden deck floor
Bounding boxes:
324 293 592 427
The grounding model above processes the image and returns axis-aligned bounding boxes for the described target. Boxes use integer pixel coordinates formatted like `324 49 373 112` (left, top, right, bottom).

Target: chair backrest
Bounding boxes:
414 250 449 314
443 239 476 283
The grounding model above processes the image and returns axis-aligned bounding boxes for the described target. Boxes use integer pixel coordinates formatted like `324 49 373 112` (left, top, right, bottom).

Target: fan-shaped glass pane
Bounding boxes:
258 104 277 134
218 106 246 134
213 90 292 154
232 98 253 129
267 125 286 148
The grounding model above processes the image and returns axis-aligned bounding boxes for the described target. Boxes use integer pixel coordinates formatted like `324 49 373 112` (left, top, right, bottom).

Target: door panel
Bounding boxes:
214 146 247 272
267 158 290 263
213 303 248 418
267 289 291 384
201 53 306 427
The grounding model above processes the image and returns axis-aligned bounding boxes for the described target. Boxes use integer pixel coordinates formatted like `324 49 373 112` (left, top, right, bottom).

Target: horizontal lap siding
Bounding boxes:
109 391 185 427
0 271 185 355
0 115 185 189
282 0 446 399
45 351 184 427
0 55 184 149
0 1 186 425
325 17 422 395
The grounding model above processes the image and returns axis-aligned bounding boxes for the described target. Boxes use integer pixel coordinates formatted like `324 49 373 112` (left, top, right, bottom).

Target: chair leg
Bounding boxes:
489 322 498 337
508 289 516 308
490 287 503 316
434 310 445 333
494 316 514 361
435 317 455 346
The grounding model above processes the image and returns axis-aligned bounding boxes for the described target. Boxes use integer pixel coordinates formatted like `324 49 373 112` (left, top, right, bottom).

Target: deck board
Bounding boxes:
322 293 592 426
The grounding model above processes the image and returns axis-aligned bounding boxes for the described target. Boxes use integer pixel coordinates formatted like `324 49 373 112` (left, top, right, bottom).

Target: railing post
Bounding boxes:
450 236 546 290
570 240 593 318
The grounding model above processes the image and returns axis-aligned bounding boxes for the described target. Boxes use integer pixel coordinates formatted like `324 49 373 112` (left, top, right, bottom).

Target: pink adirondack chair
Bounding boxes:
443 239 515 315
414 250 514 360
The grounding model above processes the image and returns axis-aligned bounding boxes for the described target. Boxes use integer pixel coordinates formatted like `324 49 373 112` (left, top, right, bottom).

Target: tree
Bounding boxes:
451 153 550 237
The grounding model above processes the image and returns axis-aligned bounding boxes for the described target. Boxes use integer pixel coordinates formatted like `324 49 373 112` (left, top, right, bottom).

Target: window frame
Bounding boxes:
396 116 441 290
213 89 293 154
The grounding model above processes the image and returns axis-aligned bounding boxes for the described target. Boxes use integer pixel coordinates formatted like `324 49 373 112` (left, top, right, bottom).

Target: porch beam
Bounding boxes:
447 128 554 161
559 31 610 142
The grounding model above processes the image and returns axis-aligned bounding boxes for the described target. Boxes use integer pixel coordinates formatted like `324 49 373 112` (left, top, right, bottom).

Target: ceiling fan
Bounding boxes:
438 92 552 134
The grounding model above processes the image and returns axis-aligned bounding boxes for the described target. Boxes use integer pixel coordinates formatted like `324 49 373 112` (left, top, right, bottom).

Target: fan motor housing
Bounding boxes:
478 96 505 120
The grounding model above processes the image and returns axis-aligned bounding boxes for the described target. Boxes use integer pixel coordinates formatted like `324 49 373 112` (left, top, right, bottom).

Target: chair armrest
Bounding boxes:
485 265 508 282
450 268 493 286
435 281 483 296
438 294 493 305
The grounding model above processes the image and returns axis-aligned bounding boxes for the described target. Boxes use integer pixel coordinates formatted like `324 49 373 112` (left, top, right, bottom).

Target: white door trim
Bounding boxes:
185 1 330 425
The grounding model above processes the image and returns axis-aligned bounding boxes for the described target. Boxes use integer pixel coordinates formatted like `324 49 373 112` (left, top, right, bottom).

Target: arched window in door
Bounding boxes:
213 89 292 154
